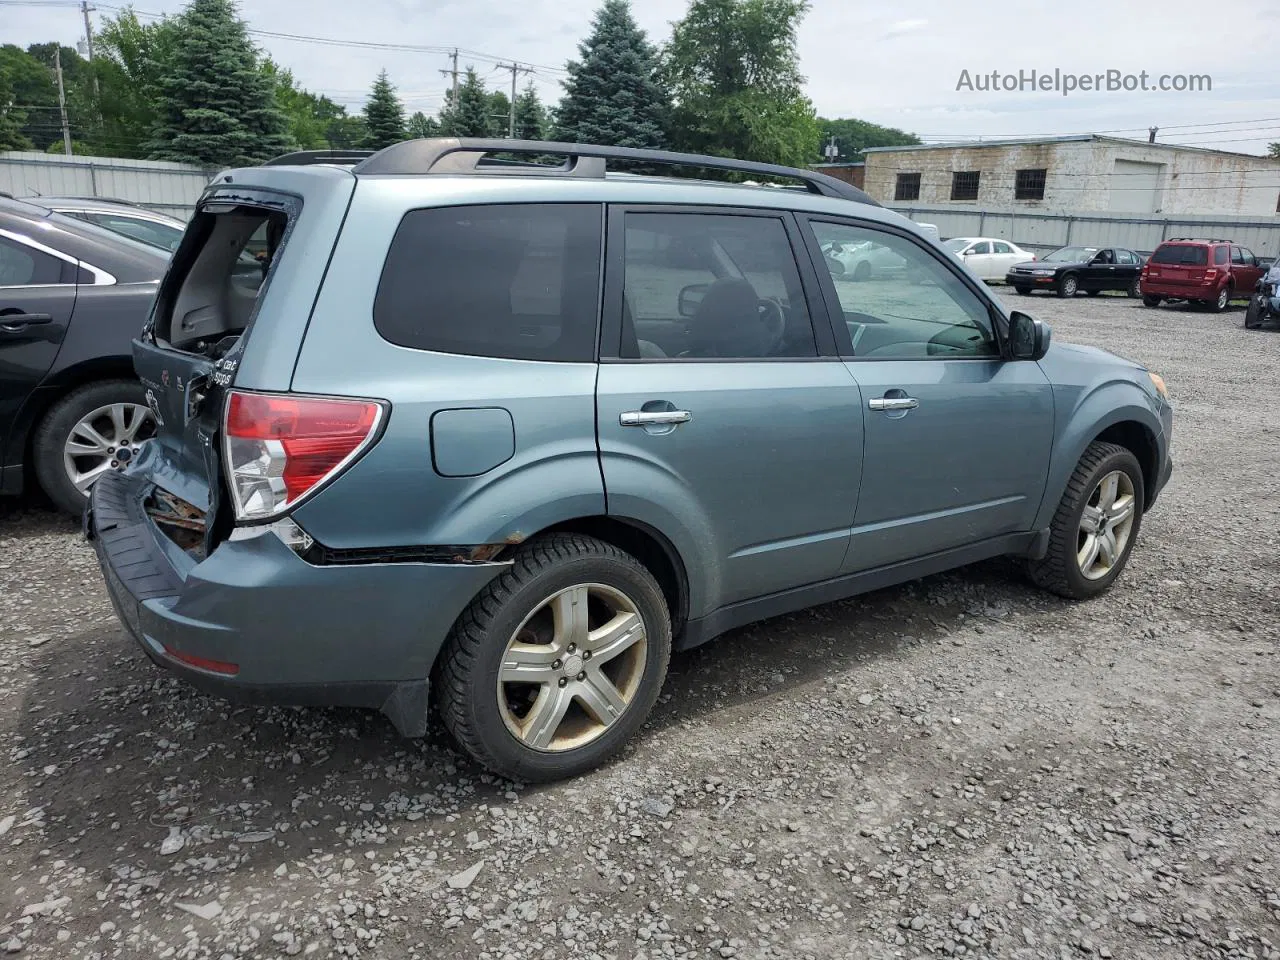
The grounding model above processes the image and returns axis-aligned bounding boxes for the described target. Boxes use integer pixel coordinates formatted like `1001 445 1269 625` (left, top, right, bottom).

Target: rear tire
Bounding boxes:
1244 296 1265 329
1210 285 1230 312
1057 274 1078 298
33 379 154 517
1028 441 1144 600
1127 276 1141 298
435 534 672 782
1142 295 1162 307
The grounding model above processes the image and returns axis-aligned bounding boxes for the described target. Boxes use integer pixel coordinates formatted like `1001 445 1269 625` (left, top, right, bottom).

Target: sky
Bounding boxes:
6 0 1280 155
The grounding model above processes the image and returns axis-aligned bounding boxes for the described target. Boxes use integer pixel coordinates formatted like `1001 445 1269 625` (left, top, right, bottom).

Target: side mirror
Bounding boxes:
678 283 709 318
1008 311 1051 361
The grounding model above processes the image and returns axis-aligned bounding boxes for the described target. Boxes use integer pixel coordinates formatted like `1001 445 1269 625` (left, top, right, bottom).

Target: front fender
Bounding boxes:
1033 381 1165 530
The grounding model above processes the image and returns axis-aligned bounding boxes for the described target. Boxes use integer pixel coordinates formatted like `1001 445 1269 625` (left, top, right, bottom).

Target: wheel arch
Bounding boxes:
521 515 691 641
5 355 138 484
1092 420 1158 508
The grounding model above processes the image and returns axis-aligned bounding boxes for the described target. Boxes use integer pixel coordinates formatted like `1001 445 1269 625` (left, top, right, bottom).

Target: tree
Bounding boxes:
362 69 405 149
488 89 511 136
438 67 493 138
263 58 352 150
663 0 819 168
554 0 667 148
407 110 439 139
817 117 919 161
146 0 291 166
514 83 547 141
0 44 60 151
0 69 32 150
93 9 180 157
1270 142 1280 159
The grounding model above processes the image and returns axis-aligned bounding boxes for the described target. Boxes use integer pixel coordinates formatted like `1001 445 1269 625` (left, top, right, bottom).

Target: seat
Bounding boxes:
686 279 765 358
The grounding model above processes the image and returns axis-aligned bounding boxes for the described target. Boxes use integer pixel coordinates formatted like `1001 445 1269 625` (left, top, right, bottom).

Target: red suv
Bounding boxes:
1140 239 1265 312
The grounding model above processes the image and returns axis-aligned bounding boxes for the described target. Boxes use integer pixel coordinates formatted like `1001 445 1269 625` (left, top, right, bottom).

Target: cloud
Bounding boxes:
882 18 929 40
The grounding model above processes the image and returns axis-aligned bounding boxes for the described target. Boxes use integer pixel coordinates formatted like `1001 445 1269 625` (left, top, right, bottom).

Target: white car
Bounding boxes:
819 238 910 281
944 237 1035 281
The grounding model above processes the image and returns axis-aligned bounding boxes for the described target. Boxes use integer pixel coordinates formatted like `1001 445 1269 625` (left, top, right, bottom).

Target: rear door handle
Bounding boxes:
0 312 53 332
869 397 919 411
620 410 692 426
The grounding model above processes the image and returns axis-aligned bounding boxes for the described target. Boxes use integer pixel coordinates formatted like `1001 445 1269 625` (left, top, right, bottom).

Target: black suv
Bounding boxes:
1 196 168 513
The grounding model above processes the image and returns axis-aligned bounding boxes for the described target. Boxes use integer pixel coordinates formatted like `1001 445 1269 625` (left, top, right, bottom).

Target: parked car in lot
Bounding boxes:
1 196 168 514
87 139 1174 783
1007 246 1145 298
22 196 187 254
943 236 1035 281
1139 238 1265 312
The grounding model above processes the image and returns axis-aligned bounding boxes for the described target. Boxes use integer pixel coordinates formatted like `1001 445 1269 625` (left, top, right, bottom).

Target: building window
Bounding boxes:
1015 168 1047 201
894 173 921 201
951 171 980 201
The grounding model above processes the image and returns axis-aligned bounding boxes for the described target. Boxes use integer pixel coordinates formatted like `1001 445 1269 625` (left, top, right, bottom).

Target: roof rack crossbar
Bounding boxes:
263 149 374 167
347 138 879 205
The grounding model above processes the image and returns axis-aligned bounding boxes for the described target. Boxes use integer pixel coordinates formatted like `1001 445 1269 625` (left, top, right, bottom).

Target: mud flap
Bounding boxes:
380 681 431 738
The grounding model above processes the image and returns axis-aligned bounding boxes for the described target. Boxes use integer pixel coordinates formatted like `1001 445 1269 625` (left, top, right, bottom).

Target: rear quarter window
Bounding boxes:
373 204 603 362
1151 244 1207 266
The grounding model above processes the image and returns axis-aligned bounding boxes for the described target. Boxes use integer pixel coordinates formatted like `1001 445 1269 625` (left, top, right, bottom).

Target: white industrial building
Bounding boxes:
862 136 1280 217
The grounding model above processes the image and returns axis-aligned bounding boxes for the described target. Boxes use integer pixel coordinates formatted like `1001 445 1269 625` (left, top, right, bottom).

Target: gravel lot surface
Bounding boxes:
1 293 1277 960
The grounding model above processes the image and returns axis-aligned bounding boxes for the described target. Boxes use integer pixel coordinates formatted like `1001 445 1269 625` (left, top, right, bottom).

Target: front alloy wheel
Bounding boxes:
1076 470 1136 581
1058 274 1078 297
1211 286 1230 312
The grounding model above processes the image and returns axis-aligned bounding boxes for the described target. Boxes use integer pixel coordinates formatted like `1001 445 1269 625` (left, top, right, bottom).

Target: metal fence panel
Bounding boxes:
893 204 1280 257
0 151 213 218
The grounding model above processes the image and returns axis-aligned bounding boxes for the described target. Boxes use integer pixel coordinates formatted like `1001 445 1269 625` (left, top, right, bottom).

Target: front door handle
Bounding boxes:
620 410 692 427
868 397 919 411
0 312 54 332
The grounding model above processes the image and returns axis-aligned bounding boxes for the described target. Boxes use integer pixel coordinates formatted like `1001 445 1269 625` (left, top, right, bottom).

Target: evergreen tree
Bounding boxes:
488 90 511 136
664 0 818 167
554 0 667 148
146 0 290 166
362 70 405 149
514 83 547 141
439 67 493 138
407 110 440 139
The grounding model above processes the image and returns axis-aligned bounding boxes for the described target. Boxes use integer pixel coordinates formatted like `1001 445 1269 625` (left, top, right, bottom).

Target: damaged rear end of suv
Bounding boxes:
85 163 510 740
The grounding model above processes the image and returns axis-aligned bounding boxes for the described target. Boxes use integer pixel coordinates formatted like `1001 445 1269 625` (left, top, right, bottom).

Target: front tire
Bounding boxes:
1210 285 1231 312
1028 442 1144 600
852 261 872 282
1057 274 1078 298
33 380 155 516
435 534 672 782
1013 285 1031 296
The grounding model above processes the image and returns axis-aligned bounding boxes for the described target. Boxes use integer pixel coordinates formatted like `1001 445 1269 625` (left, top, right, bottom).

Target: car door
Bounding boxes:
595 207 863 614
1082 249 1116 290
799 216 1054 573
991 241 1021 277
962 240 994 279
0 231 76 471
1114 249 1141 289
1232 246 1264 292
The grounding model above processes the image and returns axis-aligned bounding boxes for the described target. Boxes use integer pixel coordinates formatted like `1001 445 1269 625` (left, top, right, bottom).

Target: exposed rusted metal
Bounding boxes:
146 489 206 551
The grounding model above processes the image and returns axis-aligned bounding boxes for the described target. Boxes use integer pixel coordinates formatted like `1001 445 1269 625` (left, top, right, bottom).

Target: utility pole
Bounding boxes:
54 47 73 156
438 49 459 110
1148 126 1159 143
80 1 96 61
495 61 532 138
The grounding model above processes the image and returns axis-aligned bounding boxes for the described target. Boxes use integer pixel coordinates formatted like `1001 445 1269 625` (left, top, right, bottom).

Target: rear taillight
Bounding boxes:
223 390 385 522
1203 268 1218 282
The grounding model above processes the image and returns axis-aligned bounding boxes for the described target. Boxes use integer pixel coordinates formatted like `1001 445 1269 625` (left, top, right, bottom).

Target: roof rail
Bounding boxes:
350 138 880 205
264 149 374 167
1165 237 1232 243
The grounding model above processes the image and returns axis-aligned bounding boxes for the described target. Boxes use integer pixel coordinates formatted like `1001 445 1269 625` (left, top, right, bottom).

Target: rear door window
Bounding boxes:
374 204 603 362
1152 244 1207 266
0 236 66 286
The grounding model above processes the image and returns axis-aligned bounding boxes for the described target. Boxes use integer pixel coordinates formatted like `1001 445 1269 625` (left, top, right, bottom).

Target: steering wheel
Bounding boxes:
757 298 786 354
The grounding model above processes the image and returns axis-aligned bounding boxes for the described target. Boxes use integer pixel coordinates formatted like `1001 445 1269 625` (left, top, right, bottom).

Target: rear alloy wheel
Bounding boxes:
1028 441 1144 600
1142 295 1162 307
1057 274 1078 298
33 380 156 516
1210 285 1231 312
436 534 671 782
1128 276 1142 298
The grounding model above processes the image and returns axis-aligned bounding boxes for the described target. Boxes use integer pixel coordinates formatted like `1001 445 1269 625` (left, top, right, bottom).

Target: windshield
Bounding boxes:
1044 246 1097 263
943 238 971 252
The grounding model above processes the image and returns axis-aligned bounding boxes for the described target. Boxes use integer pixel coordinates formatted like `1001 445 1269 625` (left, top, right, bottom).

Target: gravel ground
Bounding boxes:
1 293 1278 960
